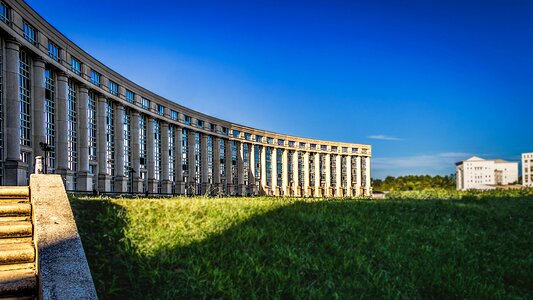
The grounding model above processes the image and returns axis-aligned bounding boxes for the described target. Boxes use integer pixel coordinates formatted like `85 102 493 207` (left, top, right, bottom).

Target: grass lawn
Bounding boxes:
70 191 533 299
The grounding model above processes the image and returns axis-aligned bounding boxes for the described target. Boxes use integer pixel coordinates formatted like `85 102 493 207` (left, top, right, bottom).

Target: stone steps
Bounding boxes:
0 186 36 299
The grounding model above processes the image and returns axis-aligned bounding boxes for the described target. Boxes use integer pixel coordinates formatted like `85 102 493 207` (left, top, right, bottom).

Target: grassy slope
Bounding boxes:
70 194 533 299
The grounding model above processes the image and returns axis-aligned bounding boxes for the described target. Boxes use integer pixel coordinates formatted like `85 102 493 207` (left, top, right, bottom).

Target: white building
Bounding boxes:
456 156 518 190
522 153 533 187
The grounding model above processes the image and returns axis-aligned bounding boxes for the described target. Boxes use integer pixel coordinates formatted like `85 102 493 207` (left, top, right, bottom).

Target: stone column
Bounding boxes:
292 150 300 197
356 156 362 197
4 39 25 185
236 141 245 195
212 137 221 193
346 156 352 197
160 122 172 194
97 95 110 192
325 154 331 197
76 85 92 191
113 104 126 193
365 156 371 196
174 126 184 194
335 154 342 197
271 147 278 196
281 149 289 196
32 57 46 160
55 72 69 178
314 152 321 197
200 133 209 194
260 146 267 194
303 152 310 197
224 139 233 195
130 111 143 193
249 144 256 195
187 130 197 195
146 117 157 194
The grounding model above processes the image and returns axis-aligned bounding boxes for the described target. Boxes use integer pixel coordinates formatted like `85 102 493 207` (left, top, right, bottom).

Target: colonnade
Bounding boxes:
0 0 372 196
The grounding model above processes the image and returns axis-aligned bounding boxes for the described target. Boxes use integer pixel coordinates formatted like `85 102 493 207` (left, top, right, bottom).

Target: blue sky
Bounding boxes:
27 0 533 178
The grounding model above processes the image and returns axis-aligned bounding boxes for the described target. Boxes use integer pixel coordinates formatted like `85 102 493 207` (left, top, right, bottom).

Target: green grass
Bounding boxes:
70 191 533 299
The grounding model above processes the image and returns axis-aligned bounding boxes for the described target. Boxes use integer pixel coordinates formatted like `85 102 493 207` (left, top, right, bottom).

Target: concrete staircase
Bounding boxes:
0 186 37 299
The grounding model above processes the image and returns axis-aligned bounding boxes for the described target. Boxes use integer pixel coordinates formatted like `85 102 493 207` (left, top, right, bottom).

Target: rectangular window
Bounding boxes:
70 57 81 75
157 104 164 116
23 21 37 45
233 130 240 138
197 119 204 128
125 89 135 103
0 2 9 23
221 127 228 136
88 92 97 161
210 123 216 132
108 80 118 96
245 133 252 140
184 115 191 125
299 142 306 149
170 110 178 120
48 41 59 61
278 139 285 146
90 70 101 87
19 50 31 148
140 97 150 109
67 80 77 175
105 101 115 177
256 135 263 142
44 68 56 171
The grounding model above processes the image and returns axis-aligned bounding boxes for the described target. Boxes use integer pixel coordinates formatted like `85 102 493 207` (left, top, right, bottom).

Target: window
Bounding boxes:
210 123 216 132
256 135 263 142
157 104 164 116
184 115 191 125
221 127 228 136
19 50 31 150
278 139 285 146
233 130 240 138
125 89 135 103
108 80 118 96
140 97 150 109
245 133 252 140
23 21 36 45
48 41 59 61
90 70 100 87
288 141 295 147
70 57 81 75
299 142 306 149
0 2 9 23
197 119 204 128
170 110 178 120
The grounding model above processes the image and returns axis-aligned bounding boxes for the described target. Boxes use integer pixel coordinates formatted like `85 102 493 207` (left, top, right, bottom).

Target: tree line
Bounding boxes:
372 174 456 191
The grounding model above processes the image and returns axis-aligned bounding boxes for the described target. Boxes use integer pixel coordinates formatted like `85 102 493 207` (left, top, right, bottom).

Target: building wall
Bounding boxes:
456 158 519 191
523 153 533 187
0 0 372 196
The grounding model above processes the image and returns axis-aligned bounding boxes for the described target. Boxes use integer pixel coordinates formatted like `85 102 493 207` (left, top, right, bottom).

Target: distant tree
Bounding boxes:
372 174 456 191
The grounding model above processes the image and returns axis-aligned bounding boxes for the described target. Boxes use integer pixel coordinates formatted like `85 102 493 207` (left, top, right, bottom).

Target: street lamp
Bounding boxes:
39 142 54 174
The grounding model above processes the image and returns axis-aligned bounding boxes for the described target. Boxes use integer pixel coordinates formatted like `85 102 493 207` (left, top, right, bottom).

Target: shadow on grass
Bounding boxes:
71 197 533 299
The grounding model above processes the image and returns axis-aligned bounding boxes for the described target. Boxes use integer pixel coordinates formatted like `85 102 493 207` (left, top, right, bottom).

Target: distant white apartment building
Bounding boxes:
523 153 533 187
456 156 518 190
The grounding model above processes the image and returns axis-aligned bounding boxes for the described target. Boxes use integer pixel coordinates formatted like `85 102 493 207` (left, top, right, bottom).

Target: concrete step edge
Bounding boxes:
0 243 35 265
0 187 30 198
0 269 37 297
0 203 31 218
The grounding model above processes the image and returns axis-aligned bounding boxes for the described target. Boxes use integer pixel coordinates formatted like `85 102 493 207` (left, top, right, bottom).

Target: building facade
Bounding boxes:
522 153 533 187
0 0 372 197
456 156 518 190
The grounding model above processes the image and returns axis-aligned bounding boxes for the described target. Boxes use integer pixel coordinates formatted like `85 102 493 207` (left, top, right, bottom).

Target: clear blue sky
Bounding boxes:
26 0 533 178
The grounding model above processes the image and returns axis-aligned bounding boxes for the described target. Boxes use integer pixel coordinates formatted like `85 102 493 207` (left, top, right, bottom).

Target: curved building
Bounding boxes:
0 0 371 197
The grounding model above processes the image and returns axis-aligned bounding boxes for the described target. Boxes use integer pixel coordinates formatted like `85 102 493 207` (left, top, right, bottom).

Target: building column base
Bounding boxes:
76 172 94 192
335 187 343 198
174 182 184 195
98 174 112 193
161 180 173 195
114 176 128 193
4 160 28 186
314 187 322 198
147 179 159 194
226 184 235 196
132 177 144 194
